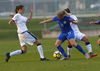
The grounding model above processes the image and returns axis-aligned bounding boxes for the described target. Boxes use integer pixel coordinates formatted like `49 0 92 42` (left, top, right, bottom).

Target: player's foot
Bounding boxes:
40 58 50 61
85 53 89 59
60 57 69 60
68 55 71 59
90 52 98 58
6 52 10 62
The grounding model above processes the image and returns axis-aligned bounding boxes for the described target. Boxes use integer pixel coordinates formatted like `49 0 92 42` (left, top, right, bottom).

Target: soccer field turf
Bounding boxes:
0 37 100 71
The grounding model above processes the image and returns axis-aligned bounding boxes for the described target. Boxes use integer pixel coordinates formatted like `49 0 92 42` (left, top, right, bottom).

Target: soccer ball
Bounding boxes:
53 51 62 59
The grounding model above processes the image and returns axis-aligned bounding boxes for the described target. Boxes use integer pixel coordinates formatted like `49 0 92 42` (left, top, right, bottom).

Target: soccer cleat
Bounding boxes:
85 53 89 59
40 58 50 61
68 55 71 59
6 52 10 62
90 52 98 58
60 57 69 60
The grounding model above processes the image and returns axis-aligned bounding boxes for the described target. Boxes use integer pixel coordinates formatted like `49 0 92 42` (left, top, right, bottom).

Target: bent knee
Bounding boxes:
70 43 77 47
55 43 59 47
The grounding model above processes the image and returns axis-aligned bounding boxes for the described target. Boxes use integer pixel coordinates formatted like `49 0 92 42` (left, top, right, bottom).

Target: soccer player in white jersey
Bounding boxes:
64 8 98 58
39 10 89 60
6 5 49 62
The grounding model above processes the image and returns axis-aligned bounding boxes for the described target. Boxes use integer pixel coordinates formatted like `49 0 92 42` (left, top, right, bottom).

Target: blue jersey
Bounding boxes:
98 20 100 24
52 15 75 33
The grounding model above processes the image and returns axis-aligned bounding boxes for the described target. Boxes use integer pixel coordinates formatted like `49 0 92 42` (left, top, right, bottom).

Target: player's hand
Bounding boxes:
69 19 73 22
30 6 33 13
39 22 45 25
9 20 13 25
90 22 94 24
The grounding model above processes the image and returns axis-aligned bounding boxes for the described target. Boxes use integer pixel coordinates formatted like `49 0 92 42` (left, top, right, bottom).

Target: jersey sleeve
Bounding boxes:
24 17 28 22
52 16 58 21
69 16 75 21
98 20 100 24
12 14 19 22
72 15 78 20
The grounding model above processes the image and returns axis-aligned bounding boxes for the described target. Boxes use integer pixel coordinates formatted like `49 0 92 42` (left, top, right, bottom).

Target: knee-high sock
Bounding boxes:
75 44 86 55
10 50 23 56
57 45 68 57
86 43 92 53
67 46 72 55
37 45 44 58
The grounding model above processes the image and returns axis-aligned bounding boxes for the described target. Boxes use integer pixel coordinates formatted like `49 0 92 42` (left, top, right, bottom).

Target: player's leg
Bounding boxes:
6 45 26 62
34 39 50 61
6 33 29 62
69 38 89 59
81 36 98 58
55 39 69 60
67 40 72 58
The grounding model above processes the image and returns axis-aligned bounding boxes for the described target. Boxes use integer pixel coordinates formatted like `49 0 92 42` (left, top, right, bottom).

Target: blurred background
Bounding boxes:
0 0 100 18
0 0 100 39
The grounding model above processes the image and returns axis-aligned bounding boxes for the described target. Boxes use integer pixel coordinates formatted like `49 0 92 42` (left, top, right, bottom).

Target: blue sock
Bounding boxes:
57 45 68 57
75 44 86 55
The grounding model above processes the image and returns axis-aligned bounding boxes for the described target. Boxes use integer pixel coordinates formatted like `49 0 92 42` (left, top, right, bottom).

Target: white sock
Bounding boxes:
86 44 92 53
10 50 22 56
37 45 44 58
67 47 72 55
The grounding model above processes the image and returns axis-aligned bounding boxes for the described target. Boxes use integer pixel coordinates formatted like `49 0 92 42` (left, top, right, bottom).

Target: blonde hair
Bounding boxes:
57 10 65 17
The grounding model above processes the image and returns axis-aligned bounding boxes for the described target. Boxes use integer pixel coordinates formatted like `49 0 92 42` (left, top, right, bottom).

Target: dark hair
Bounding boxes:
64 8 71 13
15 5 24 13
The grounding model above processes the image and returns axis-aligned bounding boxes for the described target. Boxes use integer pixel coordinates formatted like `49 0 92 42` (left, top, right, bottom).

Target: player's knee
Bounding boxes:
70 43 76 47
55 43 59 47
22 45 27 54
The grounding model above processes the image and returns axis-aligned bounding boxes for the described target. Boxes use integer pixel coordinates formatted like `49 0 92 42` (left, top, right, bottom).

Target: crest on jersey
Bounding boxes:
64 21 66 24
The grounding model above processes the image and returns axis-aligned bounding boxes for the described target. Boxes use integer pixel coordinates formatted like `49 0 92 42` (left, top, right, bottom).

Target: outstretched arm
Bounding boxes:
27 7 33 23
69 19 79 24
39 19 53 24
90 21 100 25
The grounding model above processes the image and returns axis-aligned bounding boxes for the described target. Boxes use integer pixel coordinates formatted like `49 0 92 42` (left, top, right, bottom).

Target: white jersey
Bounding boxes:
12 13 28 33
70 15 80 34
70 15 85 42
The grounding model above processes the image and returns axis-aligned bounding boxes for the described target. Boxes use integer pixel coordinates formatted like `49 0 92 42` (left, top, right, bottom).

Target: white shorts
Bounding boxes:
75 32 85 42
18 31 37 47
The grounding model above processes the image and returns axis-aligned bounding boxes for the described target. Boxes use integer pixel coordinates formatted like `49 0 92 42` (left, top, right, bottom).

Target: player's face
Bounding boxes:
21 7 25 14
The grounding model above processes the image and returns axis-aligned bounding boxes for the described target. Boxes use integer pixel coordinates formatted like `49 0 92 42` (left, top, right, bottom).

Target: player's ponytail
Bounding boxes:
63 8 71 16
15 5 24 14
9 5 24 18
9 14 14 18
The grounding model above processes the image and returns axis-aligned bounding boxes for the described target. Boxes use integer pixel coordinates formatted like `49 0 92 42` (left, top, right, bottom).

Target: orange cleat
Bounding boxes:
90 53 98 58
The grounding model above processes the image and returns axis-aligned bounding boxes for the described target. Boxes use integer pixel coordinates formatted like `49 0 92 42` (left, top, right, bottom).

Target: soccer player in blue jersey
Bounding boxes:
64 8 98 59
39 10 89 60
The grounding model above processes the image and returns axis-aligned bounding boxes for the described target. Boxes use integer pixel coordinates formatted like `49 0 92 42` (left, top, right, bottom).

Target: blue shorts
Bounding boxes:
58 30 75 42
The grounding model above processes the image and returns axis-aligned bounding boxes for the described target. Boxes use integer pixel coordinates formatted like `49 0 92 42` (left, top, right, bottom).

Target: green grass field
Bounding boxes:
0 37 100 71
0 19 100 71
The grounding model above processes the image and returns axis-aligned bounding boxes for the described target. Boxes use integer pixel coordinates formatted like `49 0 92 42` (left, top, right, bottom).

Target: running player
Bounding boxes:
6 5 49 62
39 10 89 60
64 8 98 58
